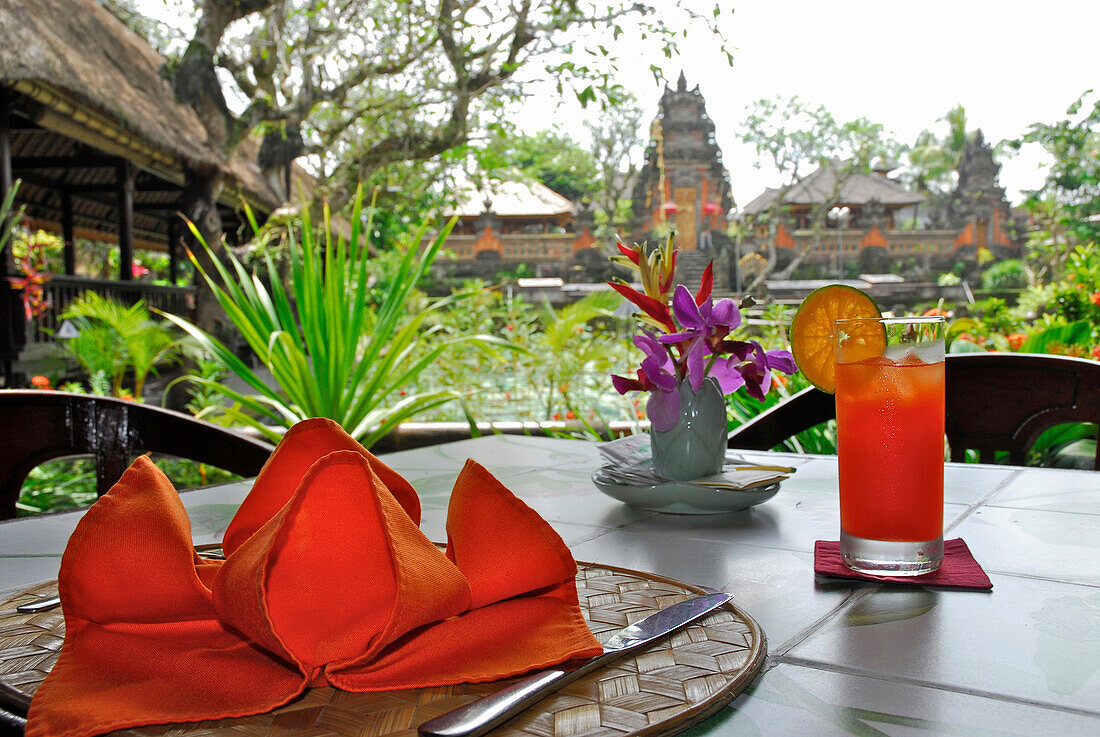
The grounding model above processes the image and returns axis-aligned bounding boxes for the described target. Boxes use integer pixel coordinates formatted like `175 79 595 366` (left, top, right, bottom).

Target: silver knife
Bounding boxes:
16 595 60 613
417 592 732 737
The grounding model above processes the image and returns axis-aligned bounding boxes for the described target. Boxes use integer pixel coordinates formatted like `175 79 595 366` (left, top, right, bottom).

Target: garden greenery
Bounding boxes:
163 186 513 446
60 292 181 399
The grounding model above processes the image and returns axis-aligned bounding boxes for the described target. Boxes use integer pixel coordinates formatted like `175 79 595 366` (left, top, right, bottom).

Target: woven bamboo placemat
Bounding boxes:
0 562 766 737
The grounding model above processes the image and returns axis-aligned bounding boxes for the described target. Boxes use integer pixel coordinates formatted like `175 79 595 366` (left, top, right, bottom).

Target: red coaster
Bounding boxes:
814 538 992 590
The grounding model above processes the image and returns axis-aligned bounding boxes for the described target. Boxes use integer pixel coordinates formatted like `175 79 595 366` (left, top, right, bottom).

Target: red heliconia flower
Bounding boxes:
616 241 640 265
607 280 675 333
695 262 713 306
659 248 678 294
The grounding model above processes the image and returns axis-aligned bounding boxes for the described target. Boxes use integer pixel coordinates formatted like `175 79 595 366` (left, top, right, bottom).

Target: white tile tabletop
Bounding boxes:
2 436 1097 735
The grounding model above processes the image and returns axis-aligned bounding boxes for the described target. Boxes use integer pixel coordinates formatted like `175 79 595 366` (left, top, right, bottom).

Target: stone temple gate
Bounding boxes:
629 72 735 289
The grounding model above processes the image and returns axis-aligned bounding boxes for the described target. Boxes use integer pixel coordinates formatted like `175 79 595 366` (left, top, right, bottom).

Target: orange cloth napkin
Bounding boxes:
26 418 602 737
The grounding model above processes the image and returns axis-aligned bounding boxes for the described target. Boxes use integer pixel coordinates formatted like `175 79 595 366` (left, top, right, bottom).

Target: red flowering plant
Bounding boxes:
2 183 54 321
1 182 45 320
9 229 54 320
606 237 796 431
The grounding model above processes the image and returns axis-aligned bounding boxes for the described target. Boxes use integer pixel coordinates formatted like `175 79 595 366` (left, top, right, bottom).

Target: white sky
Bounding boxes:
527 0 1100 209
134 0 1098 208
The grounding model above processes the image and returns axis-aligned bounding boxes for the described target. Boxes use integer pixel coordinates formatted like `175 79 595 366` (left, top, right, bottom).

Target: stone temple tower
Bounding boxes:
630 72 734 288
946 130 1019 260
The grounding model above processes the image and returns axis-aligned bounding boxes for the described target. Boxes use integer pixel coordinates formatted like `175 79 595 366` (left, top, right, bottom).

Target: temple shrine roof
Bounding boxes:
743 159 924 215
452 178 576 218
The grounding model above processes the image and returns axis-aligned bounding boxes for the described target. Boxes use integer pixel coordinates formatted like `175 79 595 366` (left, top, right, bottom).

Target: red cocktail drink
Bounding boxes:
835 316 945 574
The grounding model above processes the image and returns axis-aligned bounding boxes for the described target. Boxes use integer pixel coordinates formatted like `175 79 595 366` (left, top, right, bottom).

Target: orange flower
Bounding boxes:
922 307 948 317
1006 333 1027 350
565 410 577 420
771 373 789 389
1092 345 1100 361
30 375 51 389
1090 291 1100 306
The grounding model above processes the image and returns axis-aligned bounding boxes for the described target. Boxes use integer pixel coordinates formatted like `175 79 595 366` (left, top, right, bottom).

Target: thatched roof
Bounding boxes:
0 0 305 213
743 159 924 215
0 0 221 173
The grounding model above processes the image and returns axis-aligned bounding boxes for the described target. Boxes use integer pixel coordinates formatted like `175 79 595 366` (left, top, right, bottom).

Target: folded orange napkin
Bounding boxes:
26 418 602 737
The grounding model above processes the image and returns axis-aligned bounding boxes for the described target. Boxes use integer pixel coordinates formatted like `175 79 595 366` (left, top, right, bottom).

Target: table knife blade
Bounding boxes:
417 592 733 737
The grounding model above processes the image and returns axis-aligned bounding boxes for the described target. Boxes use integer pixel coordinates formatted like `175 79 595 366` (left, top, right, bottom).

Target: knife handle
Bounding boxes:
418 660 594 737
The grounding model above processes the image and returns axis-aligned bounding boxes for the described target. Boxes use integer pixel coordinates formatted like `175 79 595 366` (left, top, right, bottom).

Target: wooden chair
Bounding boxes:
0 391 275 519
727 353 1100 470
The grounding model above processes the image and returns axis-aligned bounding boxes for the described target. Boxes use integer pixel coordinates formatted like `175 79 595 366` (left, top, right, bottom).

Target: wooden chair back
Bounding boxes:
727 353 1100 470
0 391 274 519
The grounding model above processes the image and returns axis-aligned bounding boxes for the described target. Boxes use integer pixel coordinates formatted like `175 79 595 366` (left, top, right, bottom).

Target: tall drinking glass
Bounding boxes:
834 316 946 575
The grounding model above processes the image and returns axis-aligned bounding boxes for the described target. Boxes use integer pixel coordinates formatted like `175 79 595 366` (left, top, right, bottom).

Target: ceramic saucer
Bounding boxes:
591 467 780 515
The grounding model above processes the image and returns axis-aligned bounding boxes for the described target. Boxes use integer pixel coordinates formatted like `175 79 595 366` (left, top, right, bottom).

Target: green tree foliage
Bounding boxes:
906 104 971 195
471 91 644 236
1009 90 1100 280
585 92 645 235
477 129 599 202
126 0 730 189
107 1 730 333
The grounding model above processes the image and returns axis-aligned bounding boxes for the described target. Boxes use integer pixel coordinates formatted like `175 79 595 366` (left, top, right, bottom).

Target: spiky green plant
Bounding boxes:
0 179 22 253
163 186 511 446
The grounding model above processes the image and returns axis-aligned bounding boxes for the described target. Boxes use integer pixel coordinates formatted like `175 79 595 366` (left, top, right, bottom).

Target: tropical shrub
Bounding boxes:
164 187 512 446
980 259 1029 290
59 292 181 399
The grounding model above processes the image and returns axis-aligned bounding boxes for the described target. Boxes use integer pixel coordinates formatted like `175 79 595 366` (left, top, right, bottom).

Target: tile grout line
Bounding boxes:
773 656 1100 719
978 568 1100 590
981 500 1100 517
768 584 880 659
943 467 1023 536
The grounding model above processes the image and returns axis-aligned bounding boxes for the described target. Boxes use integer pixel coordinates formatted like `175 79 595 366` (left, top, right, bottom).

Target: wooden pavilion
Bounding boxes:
0 0 308 384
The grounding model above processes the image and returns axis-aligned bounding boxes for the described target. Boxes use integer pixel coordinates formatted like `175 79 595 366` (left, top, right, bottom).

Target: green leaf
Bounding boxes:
948 339 988 354
1021 320 1092 353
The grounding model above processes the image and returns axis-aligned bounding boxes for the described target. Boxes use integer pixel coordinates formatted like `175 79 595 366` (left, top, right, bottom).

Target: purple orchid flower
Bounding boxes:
610 269 799 426
658 285 744 391
611 332 682 431
645 387 681 432
633 331 681 431
607 334 682 433
738 341 798 401
634 331 677 391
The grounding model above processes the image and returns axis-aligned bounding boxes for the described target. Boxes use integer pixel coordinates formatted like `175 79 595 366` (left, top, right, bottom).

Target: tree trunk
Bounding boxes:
181 166 227 337
172 27 233 339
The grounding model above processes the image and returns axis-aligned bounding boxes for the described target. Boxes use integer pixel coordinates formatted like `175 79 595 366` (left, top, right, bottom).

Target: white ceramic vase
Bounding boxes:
650 377 727 481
